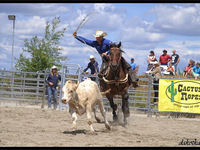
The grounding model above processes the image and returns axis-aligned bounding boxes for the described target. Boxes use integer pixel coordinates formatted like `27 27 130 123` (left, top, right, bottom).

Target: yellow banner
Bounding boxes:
158 79 200 114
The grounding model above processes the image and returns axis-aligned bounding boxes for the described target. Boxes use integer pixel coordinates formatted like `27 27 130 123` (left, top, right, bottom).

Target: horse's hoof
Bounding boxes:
123 120 129 126
113 116 118 122
125 111 130 117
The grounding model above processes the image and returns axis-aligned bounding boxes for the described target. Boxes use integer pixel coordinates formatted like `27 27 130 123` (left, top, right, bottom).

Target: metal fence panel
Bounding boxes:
0 70 47 106
1 65 199 117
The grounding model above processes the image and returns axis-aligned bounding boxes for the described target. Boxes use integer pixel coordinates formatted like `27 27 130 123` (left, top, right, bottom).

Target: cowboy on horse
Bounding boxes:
73 30 139 91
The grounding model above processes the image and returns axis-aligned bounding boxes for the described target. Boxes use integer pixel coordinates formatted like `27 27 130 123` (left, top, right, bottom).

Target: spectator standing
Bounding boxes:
129 58 139 85
159 50 171 66
46 65 61 110
170 49 180 76
188 62 200 79
147 50 157 71
130 58 138 73
83 55 99 81
148 61 161 104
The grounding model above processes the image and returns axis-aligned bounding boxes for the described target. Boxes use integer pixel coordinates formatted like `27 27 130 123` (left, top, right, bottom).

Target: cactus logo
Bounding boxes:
159 79 200 113
167 81 177 102
165 80 200 105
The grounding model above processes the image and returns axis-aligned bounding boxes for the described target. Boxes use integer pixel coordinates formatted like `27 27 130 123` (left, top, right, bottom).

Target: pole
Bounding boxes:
11 19 15 71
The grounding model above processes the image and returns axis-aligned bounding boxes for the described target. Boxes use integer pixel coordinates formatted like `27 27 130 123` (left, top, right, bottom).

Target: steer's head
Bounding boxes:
61 80 79 104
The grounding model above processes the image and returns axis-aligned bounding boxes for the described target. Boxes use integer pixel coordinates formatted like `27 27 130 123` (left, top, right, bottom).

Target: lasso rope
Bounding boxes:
75 12 96 33
73 11 107 74
74 12 99 55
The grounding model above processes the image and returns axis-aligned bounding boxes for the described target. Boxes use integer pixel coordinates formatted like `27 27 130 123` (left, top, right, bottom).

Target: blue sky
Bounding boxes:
0 3 200 74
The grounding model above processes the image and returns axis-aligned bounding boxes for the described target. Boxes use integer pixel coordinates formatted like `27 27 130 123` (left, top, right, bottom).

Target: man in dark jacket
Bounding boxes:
83 55 99 81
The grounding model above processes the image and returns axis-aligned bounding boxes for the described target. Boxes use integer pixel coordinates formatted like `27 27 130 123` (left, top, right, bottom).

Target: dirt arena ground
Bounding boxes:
0 103 200 147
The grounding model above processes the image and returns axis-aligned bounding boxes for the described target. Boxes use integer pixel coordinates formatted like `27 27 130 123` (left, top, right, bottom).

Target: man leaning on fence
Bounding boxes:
46 65 61 110
148 61 161 105
83 55 99 81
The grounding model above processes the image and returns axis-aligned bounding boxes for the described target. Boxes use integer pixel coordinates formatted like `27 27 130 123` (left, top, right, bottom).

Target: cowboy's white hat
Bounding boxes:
151 61 160 66
89 55 95 60
51 65 58 70
93 30 107 37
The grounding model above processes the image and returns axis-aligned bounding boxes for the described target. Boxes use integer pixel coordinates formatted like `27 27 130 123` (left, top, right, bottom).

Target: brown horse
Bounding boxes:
101 42 130 125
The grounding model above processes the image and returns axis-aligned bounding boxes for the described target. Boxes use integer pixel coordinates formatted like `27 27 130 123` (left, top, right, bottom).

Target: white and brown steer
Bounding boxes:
61 78 111 132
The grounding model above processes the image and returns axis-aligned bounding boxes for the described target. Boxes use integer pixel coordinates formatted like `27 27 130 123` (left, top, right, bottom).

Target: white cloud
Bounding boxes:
94 3 114 13
1 3 200 75
16 16 46 36
148 4 200 36
0 4 72 17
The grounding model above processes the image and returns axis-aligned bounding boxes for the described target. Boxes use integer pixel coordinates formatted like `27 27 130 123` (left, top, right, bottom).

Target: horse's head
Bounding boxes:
109 42 123 70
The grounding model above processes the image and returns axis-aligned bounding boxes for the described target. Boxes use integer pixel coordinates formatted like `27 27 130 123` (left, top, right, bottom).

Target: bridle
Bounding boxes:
109 48 122 71
103 46 128 86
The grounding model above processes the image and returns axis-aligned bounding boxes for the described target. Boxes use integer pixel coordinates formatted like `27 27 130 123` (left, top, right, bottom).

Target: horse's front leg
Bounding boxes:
106 93 118 122
122 92 130 125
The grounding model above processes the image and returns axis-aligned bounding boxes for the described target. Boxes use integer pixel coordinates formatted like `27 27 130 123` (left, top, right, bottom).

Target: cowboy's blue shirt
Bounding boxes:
75 36 112 55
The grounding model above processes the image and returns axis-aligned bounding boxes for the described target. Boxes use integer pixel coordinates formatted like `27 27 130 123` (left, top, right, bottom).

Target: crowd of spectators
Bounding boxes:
142 49 199 79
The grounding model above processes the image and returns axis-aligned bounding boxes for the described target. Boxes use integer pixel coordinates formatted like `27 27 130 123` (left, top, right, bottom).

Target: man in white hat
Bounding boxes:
83 55 99 81
46 65 61 109
148 61 161 104
73 30 137 91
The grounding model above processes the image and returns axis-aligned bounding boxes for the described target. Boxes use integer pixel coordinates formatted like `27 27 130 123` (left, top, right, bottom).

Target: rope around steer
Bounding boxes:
103 73 129 86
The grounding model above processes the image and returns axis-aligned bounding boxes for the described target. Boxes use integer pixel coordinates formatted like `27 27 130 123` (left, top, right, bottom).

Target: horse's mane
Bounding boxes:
110 42 125 54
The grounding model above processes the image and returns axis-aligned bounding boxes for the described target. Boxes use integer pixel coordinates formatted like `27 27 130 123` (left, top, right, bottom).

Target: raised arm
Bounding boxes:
73 32 95 47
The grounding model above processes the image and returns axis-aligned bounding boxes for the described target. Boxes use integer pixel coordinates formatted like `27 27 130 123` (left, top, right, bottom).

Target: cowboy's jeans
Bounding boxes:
47 86 57 109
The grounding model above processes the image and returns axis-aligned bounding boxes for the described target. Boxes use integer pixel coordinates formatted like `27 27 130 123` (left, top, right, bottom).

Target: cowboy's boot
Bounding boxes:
129 69 139 88
121 57 139 87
